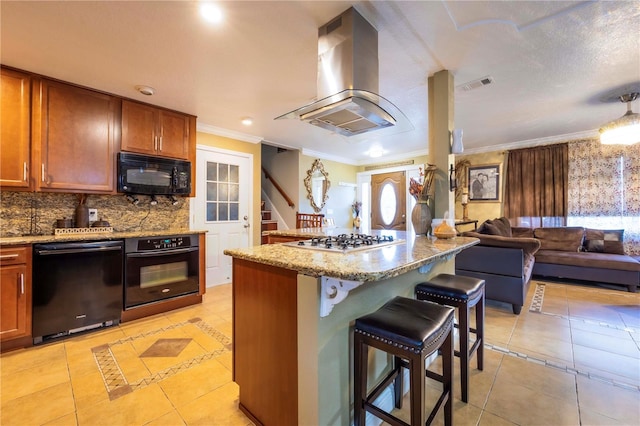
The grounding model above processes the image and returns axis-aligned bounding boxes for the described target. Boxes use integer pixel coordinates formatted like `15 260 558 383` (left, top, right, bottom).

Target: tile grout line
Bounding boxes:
483 342 640 393
530 283 638 333
515 283 640 392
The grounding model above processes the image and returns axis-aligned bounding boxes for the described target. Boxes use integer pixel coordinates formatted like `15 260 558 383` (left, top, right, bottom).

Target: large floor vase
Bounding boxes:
411 201 432 236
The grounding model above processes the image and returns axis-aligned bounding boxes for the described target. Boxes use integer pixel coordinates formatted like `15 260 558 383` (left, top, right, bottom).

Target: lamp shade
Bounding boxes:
599 111 640 145
599 93 640 145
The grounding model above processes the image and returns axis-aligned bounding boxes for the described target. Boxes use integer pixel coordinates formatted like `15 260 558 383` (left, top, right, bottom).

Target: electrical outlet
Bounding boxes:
88 209 98 222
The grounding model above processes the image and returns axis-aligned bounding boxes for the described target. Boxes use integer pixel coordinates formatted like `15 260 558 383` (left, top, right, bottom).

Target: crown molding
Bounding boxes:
301 148 358 165
196 122 263 144
462 129 599 155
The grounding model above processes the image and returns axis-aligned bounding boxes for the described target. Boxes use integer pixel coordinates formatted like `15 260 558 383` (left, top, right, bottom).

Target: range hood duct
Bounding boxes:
276 7 409 137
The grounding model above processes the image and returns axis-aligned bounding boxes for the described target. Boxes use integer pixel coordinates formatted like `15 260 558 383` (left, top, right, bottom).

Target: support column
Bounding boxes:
428 70 455 221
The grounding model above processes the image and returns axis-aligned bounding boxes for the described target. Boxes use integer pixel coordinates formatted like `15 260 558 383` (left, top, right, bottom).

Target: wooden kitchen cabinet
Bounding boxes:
1 68 32 189
121 100 191 160
33 79 118 193
0 246 32 345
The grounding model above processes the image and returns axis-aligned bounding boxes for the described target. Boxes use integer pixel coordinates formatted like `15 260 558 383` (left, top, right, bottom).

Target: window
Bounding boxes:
379 183 397 226
206 162 239 222
567 140 639 255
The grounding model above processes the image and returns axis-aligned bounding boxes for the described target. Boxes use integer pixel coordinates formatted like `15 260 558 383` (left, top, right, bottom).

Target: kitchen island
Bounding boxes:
224 229 478 426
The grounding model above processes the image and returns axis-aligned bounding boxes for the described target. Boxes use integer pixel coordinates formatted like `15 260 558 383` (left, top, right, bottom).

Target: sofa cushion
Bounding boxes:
583 229 625 255
477 217 512 237
533 227 584 252
512 227 534 238
463 232 541 259
535 250 640 272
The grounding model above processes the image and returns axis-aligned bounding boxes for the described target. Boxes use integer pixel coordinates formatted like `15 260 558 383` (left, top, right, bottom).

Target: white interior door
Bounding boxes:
191 146 252 287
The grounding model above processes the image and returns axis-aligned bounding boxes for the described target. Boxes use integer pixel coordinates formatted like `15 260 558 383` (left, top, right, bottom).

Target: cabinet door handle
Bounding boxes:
159 136 163 151
154 136 158 151
19 273 25 295
42 164 46 182
0 254 19 260
23 162 28 181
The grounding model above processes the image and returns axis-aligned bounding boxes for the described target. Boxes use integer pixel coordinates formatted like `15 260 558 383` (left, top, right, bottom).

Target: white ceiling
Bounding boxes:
2 1 639 165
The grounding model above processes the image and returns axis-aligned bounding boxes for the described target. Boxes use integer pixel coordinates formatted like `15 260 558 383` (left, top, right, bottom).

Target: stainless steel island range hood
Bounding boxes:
276 7 410 137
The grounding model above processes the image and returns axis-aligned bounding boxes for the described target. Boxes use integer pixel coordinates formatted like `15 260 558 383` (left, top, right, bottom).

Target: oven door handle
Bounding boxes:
36 246 123 256
126 247 199 258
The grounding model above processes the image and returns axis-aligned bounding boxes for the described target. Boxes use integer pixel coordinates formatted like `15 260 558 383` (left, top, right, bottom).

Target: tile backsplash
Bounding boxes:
0 191 190 237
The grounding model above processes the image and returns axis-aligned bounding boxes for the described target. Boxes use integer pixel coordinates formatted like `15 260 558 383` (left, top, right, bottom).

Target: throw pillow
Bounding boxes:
584 229 625 255
478 217 512 237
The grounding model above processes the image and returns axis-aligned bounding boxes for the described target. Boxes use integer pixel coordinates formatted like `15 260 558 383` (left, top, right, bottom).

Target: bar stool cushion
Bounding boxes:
415 273 484 301
354 296 454 352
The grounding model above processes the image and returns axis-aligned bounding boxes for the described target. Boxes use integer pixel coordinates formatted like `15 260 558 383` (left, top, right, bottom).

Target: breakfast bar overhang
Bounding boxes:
224 230 478 426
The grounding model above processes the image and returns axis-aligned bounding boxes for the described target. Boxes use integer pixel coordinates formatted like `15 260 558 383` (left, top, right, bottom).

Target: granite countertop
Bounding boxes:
0 229 207 246
262 227 353 238
225 229 479 282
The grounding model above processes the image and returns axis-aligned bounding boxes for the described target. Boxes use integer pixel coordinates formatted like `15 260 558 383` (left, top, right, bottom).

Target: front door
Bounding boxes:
371 171 406 230
191 146 252 287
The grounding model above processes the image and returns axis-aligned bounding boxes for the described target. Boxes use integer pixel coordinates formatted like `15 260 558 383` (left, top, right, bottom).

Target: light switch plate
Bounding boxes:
88 209 98 222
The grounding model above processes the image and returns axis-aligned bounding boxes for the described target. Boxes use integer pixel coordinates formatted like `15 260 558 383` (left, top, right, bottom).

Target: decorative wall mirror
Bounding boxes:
304 159 331 213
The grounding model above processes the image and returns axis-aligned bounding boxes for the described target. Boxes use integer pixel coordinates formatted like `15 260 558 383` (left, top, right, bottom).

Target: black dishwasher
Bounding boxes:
32 240 123 344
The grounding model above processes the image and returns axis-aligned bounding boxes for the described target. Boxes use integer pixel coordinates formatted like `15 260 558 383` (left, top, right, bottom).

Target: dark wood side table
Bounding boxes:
455 219 478 233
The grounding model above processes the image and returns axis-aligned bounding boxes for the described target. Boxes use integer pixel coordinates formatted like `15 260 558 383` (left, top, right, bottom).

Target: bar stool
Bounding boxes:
353 296 455 426
415 274 485 403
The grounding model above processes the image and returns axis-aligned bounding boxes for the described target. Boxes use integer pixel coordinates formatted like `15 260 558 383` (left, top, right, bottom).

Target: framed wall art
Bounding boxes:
468 164 501 202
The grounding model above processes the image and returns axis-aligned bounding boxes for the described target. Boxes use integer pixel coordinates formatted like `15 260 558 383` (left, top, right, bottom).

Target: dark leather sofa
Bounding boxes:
455 218 540 314
528 227 639 293
456 217 640 315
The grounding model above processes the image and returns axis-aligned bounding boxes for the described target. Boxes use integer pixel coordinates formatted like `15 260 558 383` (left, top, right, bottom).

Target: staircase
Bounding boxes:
261 208 278 244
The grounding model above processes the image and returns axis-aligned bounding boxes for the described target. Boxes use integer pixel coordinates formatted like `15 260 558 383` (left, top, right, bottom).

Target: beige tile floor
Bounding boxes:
1 280 639 425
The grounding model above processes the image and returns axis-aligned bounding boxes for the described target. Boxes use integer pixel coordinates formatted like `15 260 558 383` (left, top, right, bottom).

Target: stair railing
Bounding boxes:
262 166 295 208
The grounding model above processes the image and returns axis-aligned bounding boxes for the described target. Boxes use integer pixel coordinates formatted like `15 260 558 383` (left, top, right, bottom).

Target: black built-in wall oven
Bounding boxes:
124 234 199 309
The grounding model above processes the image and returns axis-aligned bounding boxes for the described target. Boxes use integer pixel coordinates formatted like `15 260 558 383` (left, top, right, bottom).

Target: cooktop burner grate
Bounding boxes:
283 233 402 252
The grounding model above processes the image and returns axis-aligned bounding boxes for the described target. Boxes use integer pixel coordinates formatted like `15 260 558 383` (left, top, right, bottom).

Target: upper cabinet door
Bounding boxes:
158 109 190 159
0 68 31 189
35 79 117 193
121 100 158 156
121 100 190 160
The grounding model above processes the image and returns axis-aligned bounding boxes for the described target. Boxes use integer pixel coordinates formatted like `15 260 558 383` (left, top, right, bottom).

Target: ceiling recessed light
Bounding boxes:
369 146 384 158
135 85 155 96
200 3 223 24
241 117 253 126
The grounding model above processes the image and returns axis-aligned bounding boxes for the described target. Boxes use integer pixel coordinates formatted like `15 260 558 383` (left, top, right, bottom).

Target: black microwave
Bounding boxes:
117 152 191 195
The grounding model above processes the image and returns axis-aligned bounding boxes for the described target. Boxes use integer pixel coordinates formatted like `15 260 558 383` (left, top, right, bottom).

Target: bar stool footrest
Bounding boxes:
366 367 401 406
365 403 409 426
